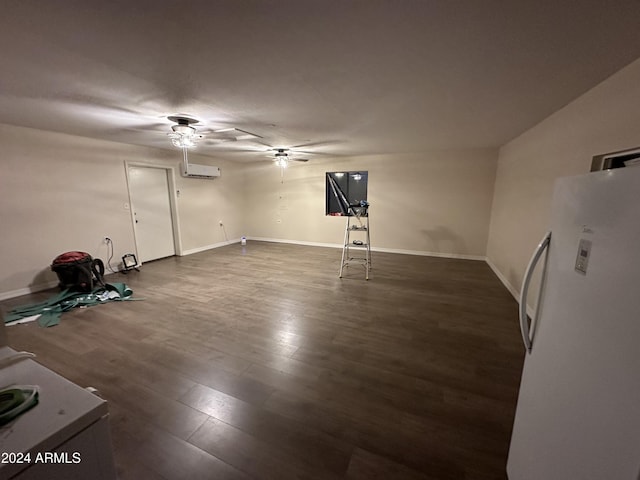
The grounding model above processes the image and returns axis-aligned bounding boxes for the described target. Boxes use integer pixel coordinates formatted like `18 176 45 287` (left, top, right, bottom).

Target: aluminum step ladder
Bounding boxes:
339 206 371 280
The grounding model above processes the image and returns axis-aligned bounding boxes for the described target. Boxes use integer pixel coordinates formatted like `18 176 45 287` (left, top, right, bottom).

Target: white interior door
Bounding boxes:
128 166 176 263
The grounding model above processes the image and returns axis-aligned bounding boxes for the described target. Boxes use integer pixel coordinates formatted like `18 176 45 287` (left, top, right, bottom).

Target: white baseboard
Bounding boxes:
485 257 519 300
371 245 485 261
0 280 60 302
181 238 241 256
248 237 342 250
485 256 534 318
247 237 485 261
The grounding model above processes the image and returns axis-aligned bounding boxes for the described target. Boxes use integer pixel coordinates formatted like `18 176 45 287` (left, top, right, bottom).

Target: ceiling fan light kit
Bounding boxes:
167 116 201 149
270 148 311 183
170 136 197 149
274 150 288 168
271 148 309 167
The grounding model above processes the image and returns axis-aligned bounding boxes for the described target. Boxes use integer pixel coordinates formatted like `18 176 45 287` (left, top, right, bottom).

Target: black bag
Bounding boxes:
51 251 105 292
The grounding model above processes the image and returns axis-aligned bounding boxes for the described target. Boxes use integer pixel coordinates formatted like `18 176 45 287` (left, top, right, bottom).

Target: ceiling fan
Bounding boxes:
167 115 268 152
267 148 311 183
272 148 309 168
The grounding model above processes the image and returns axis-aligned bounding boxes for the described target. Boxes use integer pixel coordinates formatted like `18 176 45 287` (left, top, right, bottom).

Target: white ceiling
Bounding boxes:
2 1 640 162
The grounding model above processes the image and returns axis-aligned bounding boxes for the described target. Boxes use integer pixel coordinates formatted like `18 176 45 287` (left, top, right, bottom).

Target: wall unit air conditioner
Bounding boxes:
183 163 221 179
591 146 640 171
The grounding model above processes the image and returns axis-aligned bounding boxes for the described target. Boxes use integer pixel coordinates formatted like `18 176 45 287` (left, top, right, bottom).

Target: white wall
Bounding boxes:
5 56 639 301
0 124 244 298
244 149 498 258
487 57 640 299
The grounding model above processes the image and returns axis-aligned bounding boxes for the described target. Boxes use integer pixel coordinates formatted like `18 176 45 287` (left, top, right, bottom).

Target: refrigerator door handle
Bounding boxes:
519 231 551 352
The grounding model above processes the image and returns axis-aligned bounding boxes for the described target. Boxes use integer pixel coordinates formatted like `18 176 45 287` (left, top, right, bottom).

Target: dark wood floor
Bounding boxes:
1 242 524 480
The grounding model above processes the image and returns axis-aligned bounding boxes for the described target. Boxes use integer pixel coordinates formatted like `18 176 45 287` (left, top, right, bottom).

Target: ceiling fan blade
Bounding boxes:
291 158 309 162
199 140 257 150
202 127 264 142
293 149 342 156
130 121 169 131
290 140 342 150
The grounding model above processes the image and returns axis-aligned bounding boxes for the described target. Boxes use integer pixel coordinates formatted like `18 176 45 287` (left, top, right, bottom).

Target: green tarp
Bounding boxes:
3 283 137 327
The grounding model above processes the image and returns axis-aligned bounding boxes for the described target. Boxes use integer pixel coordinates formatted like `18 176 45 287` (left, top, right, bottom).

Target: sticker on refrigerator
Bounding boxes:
574 238 592 275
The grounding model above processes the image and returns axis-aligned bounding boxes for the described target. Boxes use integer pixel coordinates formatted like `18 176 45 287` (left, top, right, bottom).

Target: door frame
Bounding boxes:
124 161 183 265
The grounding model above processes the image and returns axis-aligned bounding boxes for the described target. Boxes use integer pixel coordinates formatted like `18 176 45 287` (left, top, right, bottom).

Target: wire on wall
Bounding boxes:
105 238 116 273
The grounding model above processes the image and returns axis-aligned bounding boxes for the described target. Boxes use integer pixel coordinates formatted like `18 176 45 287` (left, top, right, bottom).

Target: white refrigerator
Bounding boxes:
507 166 640 479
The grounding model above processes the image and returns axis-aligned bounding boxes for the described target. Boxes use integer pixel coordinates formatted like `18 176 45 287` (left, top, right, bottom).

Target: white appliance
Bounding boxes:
507 166 640 479
0 347 116 480
183 163 221 178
